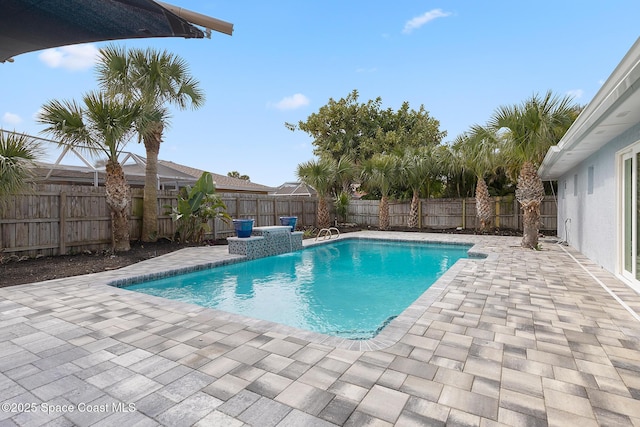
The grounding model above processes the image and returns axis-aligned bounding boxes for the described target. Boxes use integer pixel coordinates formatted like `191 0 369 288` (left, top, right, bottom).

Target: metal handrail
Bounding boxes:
315 227 340 241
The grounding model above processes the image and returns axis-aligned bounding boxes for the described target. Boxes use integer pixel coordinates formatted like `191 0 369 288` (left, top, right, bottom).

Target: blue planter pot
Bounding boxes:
279 216 297 232
233 219 254 238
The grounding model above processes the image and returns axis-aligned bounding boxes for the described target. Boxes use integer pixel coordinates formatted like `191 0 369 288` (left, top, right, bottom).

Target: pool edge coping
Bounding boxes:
106 232 493 351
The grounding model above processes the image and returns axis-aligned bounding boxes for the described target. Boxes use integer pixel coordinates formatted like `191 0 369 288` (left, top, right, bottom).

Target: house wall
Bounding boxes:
556 122 640 274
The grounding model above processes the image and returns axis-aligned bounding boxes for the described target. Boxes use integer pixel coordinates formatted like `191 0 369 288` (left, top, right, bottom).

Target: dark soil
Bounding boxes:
0 227 527 288
0 239 217 288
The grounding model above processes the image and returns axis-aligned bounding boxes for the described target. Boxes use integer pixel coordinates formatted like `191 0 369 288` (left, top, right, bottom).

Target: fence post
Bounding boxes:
59 191 67 255
418 199 422 229
462 199 466 229
273 199 277 225
255 199 260 226
514 197 520 231
495 197 501 228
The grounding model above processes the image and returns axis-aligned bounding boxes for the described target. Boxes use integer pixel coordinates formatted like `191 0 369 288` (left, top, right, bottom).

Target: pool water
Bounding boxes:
125 239 471 339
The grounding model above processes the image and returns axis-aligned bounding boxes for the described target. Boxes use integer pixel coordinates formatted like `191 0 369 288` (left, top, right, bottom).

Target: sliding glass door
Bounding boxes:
621 150 640 282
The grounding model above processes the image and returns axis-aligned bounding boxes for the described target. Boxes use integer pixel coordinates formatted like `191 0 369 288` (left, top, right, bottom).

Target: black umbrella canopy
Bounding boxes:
0 0 205 63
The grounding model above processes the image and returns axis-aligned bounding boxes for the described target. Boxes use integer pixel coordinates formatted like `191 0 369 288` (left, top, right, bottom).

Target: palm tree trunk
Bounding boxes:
105 159 131 252
408 190 419 228
317 197 330 229
516 161 545 249
521 201 540 249
379 195 389 230
142 123 162 242
475 177 492 231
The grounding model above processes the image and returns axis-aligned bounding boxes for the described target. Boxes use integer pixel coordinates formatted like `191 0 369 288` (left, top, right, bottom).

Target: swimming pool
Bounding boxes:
125 238 471 339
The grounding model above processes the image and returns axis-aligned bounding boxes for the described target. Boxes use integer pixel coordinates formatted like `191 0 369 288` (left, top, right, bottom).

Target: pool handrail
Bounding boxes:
315 227 340 241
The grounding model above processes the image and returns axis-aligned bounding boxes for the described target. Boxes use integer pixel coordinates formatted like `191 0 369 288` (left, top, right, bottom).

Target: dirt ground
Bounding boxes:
0 239 207 288
0 226 526 288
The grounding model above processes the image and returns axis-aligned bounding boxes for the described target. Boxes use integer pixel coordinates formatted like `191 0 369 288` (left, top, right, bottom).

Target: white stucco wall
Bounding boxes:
556 122 640 274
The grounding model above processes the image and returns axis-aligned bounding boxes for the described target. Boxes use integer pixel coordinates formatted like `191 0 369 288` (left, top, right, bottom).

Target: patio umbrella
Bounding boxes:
0 0 209 63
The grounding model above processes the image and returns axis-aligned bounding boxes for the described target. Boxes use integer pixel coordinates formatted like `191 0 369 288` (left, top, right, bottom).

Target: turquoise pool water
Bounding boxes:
125 239 471 339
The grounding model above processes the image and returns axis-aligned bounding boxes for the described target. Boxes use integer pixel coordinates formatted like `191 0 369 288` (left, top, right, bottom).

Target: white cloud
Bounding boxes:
403 9 452 34
270 93 310 110
38 44 99 71
566 89 584 99
2 112 22 125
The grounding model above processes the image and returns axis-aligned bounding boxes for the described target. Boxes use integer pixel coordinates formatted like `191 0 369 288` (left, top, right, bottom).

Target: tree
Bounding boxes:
488 91 579 248
399 146 441 228
362 101 446 157
96 45 205 243
289 90 446 200
452 125 502 231
0 131 41 210
39 92 141 252
227 171 250 181
296 158 335 229
361 153 400 230
333 154 358 194
287 90 382 164
289 90 446 163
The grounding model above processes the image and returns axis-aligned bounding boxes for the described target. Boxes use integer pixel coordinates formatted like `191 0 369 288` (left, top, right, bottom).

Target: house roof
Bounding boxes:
33 157 274 193
155 160 276 193
539 37 640 180
271 182 317 197
35 160 199 188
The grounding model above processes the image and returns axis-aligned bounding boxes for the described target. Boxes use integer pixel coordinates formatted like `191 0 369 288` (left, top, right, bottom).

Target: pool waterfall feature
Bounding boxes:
227 226 303 259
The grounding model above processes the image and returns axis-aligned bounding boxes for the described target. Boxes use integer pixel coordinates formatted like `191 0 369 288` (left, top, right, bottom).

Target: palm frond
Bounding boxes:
0 131 42 204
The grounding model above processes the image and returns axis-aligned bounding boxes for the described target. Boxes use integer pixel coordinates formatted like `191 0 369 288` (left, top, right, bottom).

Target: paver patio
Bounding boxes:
1 231 640 426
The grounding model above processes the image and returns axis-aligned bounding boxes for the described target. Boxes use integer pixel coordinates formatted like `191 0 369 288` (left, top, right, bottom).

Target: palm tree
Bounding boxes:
334 154 358 194
0 131 41 210
361 153 400 230
39 92 141 252
453 125 502 231
297 158 335 229
488 91 578 248
399 146 439 228
96 45 205 242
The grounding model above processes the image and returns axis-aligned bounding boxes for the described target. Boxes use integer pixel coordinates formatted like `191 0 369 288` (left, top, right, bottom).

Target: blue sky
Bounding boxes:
2 1 639 187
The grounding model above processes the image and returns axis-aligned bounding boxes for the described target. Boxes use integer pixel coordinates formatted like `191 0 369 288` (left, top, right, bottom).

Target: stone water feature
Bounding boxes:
227 226 303 260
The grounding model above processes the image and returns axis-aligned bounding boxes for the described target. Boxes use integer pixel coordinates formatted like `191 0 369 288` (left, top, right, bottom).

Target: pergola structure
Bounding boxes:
0 0 233 63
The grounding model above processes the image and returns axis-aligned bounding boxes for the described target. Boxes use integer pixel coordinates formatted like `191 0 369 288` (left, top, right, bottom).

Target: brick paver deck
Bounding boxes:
1 231 639 426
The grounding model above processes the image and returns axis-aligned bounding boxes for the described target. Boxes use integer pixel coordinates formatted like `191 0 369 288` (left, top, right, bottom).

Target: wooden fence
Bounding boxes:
0 185 318 258
1 184 557 258
347 196 557 231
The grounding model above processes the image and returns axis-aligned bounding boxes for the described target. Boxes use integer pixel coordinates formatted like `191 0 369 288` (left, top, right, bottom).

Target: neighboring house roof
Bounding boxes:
34 160 199 189
32 157 274 194
539 37 640 180
156 160 275 193
271 182 317 197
